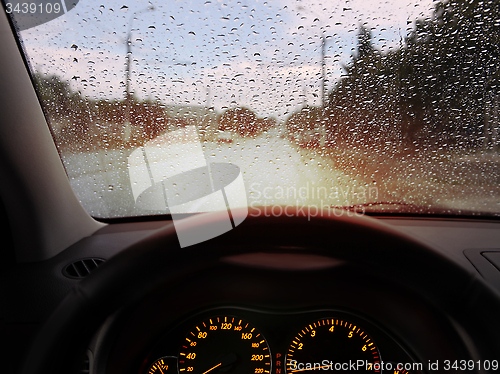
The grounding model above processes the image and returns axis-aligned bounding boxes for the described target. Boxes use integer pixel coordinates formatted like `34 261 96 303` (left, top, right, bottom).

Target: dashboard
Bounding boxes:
92 249 475 374
7 215 500 374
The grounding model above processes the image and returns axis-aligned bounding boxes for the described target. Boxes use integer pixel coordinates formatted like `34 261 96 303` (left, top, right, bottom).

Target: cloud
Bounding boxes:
18 0 437 123
279 0 436 51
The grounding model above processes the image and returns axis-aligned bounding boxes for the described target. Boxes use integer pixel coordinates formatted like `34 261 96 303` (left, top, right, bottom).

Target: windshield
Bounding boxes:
8 0 500 218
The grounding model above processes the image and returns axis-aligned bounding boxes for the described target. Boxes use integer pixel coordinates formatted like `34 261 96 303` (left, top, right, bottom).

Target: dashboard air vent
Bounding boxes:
81 351 90 374
63 258 105 279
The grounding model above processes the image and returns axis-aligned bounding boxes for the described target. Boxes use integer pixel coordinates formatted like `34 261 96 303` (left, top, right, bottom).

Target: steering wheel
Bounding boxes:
20 208 500 374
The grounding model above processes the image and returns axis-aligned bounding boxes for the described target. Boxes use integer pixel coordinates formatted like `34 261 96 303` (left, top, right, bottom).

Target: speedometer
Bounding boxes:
178 315 272 374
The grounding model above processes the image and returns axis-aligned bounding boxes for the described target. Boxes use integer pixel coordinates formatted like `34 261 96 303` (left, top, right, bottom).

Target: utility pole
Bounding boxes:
124 36 132 142
123 5 155 143
206 85 211 109
321 35 326 109
296 6 330 148
320 35 327 148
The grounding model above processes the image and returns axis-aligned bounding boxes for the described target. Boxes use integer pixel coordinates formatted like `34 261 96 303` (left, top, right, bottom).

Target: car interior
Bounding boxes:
1 0 500 374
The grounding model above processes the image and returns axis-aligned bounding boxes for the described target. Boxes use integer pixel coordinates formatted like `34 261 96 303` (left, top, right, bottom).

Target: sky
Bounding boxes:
18 0 436 121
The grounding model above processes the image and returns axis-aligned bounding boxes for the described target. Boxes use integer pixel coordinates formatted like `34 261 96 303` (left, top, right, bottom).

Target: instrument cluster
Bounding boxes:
142 307 421 374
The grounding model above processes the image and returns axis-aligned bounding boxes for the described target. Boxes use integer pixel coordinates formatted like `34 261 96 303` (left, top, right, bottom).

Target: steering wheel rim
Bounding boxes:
20 208 500 374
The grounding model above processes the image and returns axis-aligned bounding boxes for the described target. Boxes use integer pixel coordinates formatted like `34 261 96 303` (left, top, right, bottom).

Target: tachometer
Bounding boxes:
178 315 272 374
286 318 381 373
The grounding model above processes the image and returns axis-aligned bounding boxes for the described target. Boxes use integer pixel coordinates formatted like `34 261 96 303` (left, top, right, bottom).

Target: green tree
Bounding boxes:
33 72 91 141
325 0 500 147
400 0 500 144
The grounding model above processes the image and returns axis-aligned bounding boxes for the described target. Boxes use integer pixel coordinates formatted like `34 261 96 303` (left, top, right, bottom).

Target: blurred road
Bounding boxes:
62 134 382 218
203 136 381 208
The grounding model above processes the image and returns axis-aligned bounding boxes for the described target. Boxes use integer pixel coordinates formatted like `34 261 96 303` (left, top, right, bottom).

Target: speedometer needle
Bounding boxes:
201 352 237 374
202 363 222 374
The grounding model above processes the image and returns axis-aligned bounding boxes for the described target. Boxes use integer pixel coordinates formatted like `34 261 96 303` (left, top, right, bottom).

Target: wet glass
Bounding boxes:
10 0 500 218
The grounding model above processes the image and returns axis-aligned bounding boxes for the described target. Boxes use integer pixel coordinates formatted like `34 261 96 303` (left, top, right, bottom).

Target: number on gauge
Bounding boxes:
178 315 272 374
